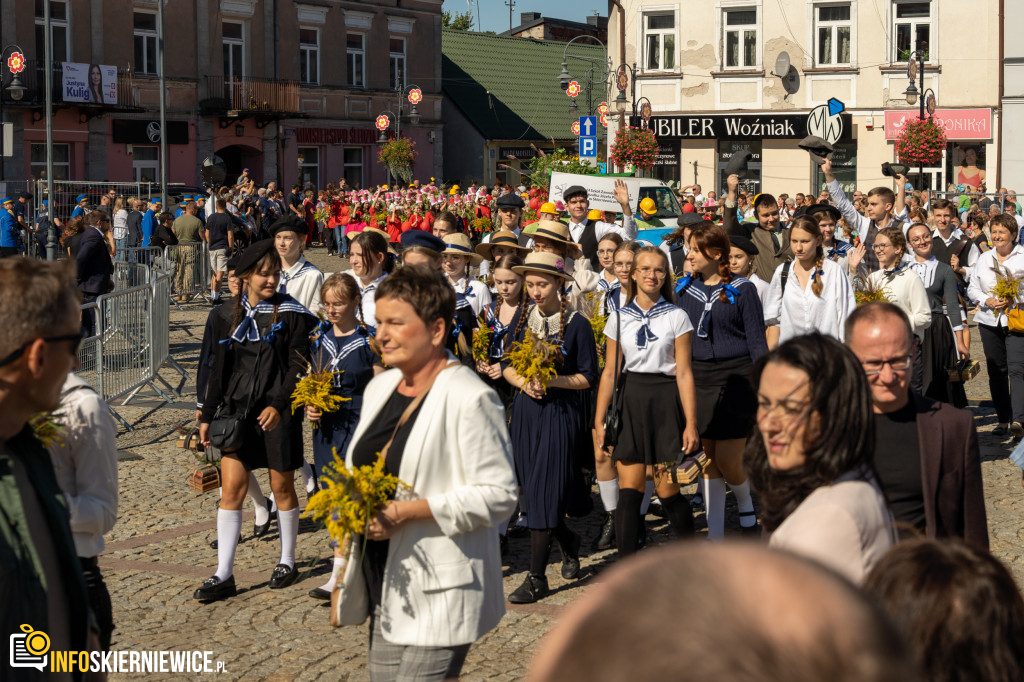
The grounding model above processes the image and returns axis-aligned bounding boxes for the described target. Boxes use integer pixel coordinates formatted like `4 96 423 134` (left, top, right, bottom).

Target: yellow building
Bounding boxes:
607 0 1001 195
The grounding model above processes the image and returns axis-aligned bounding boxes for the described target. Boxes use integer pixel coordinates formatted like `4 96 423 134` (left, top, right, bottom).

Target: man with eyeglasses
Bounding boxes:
0 256 105 673
845 302 987 548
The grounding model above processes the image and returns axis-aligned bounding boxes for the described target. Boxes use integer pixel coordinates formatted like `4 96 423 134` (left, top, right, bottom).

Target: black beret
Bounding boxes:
676 212 705 227
562 185 588 201
234 239 276 275
226 253 241 272
798 135 834 164
805 203 841 223
400 230 445 253
723 151 752 178
495 193 525 209
729 234 759 256
268 215 308 236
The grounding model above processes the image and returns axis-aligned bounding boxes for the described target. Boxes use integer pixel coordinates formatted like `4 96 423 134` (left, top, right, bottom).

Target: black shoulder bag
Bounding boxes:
209 340 264 452
602 304 625 449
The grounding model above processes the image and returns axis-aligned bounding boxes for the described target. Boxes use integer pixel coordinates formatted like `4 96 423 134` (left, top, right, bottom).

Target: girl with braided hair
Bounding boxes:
764 215 855 349
441 233 492 316
676 223 767 539
502 252 599 604
195 240 317 602
476 254 526 413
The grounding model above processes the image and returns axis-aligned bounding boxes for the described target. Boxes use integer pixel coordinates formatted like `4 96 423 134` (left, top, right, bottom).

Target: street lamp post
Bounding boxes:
374 84 423 182
0 45 28 184
902 50 935 191
558 35 608 120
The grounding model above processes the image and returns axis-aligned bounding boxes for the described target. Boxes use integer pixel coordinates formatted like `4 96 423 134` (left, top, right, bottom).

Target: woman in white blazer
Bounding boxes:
334 265 518 681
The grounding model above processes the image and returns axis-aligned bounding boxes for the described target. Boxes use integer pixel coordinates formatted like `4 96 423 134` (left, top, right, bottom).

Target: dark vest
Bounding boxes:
668 245 687 278
931 233 970 289
579 220 600 270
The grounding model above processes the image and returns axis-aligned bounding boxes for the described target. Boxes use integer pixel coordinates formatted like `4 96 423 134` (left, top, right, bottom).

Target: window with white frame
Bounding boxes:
723 8 758 69
223 20 245 80
344 148 363 188
643 13 675 72
297 147 319 188
35 0 69 63
133 11 157 75
30 143 69 181
132 146 160 183
815 4 851 66
893 2 931 63
299 28 319 85
389 38 406 91
347 34 365 88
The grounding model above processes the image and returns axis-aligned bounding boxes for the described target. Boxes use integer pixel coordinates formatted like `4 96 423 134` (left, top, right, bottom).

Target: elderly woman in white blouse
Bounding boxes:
967 214 1024 438
764 216 855 349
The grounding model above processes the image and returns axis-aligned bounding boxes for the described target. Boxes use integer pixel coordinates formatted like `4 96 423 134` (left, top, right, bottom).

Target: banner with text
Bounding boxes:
62 63 116 104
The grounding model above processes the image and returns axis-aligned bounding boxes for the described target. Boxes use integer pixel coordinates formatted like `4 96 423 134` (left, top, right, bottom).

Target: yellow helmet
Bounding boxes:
449 187 458 196
382 184 389 190
587 209 603 221
540 202 558 214
639 197 656 214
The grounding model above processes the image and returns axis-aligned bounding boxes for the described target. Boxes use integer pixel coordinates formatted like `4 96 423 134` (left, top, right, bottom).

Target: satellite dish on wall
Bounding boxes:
773 52 791 78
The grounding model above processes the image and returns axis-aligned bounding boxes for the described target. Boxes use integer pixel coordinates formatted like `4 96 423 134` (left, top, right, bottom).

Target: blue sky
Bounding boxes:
446 0 606 34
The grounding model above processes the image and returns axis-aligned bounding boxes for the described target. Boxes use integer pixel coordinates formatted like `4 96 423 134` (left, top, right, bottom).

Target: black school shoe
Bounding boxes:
308 587 331 600
253 499 275 538
269 563 299 589
508 574 549 604
592 512 615 552
558 531 582 580
193 575 236 602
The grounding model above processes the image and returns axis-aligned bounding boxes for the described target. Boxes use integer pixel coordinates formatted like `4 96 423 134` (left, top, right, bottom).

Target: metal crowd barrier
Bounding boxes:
79 271 188 431
164 241 211 302
931 191 1016 214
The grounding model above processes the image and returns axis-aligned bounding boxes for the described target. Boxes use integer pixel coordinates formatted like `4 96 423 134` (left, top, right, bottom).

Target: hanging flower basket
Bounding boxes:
894 117 947 167
610 126 659 172
377 138 417 185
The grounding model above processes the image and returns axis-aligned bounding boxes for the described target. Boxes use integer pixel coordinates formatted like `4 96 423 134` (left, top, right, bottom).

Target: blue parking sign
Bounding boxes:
580 136 597 157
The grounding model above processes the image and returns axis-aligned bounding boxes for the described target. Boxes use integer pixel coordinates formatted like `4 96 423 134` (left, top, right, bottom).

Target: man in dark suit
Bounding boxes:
845 302 988 549
75 212 114 335
722 173 791 282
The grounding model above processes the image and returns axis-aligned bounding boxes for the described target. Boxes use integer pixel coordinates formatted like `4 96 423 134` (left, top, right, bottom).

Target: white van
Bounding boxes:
549 171 683 221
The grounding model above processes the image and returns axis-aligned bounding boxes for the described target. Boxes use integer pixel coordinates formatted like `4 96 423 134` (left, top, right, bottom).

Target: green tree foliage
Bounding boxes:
442 10 474 30
526 148 599 191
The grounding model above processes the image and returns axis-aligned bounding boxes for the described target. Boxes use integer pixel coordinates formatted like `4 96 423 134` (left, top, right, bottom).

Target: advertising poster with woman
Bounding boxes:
950 143 986 190
62 62 116 104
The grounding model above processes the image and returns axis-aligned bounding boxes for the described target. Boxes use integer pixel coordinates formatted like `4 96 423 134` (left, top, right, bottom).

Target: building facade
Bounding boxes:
0 0 443 190
503 12 608 45
608 0 1001 195
1002 0 1022 192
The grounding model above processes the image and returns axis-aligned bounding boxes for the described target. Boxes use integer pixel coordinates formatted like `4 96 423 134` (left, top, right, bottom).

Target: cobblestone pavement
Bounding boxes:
98 245 1023 680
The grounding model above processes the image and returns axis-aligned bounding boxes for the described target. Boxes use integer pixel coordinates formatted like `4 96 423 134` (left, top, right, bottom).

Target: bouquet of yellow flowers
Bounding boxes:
854 279 893 307
589 309 609 368
314 205 330 225
304 451 406 549
506 330 560 391
989 262 1023 322
291 357 351 428
472 315 493 363
29 411 64 448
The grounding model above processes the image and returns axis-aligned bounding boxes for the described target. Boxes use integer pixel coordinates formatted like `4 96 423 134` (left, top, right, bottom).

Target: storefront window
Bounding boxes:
31 143 69 181
132 146 159 183
297 147 319 189
816 141 857 195
718 140 761 196
652 141 680 184
948 142 986 191
344 148 363 188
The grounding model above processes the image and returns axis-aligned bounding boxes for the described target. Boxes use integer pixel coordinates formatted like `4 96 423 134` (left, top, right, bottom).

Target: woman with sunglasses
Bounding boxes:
748 333 895 584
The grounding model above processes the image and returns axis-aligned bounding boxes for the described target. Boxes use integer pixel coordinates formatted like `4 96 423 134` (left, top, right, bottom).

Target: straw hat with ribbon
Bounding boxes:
442 233 484 266
531 220 579 249
512 251 574 282
347 226 390 241
475 229 531 260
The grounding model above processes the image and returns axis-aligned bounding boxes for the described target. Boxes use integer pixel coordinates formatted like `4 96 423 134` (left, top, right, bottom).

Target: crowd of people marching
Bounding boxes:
4 160 1024 682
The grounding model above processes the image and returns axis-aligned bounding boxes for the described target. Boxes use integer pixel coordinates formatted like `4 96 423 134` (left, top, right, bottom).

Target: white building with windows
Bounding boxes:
608 0 1001 195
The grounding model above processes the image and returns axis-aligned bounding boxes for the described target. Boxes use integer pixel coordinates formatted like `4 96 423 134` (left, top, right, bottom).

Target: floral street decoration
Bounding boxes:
304 452 406 549
894 117 947 167
610 126 659 171
506 330 560 391
377 138 417 185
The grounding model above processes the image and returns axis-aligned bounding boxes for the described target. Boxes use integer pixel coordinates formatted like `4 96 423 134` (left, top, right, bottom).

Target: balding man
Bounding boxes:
845 303 987 548
530 543 917 682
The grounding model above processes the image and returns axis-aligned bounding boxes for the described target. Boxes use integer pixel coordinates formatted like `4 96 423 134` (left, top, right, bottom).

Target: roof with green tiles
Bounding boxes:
442 28 608 142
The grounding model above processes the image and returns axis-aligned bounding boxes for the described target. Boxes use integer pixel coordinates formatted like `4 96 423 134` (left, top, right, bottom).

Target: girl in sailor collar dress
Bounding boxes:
502 252 599 605
763 216 856 348
196 241 317 601
348 230 395 336
305 273 384 601
442 233 492 316
477 254 527 414
594 247 699 558
676 224 768 540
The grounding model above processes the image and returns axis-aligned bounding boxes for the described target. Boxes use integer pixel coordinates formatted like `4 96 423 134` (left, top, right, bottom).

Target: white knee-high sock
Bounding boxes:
318 556 346 593
278 507 300 569
703 477 727 540
247 473 270 525
214 509 242 581
729 479 756 527
598 479 619 512
640 480 655 515
300 461 316 494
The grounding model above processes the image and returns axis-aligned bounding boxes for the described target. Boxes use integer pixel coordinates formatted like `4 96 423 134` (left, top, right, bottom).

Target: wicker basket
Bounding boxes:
948 360 981 383
188 464 221 493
